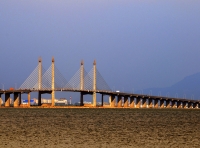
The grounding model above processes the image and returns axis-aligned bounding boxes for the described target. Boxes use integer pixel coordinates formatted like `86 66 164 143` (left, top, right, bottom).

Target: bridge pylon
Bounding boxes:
80 60 84 106
93 60 97 107
80 60 84 90
51 57 55 106
38 57 42 106
38 57 42 90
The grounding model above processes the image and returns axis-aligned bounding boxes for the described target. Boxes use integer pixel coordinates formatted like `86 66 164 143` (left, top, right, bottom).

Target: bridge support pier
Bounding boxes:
19 93 21 106
80 92 84 106
93 92 97 107
166 100 171 108
154 99 159 108
14 92 20 107
148 98 153 108
51 91 55 107
196 103 199 109
0 94 2 107
130 96 134 108
28 92 31 107
110 95 115 107
191 103 194 109
160 99 164 108
117 96 122 107
142 98 147 108
135 97 141 108
38 92 42 106
101 94 104 107
171 101 176 108
177 101 182 109
124 96 128 107
187 102 191 108
5 93 11 107
188 102 193 109
193 103 198 109
182 102 187 108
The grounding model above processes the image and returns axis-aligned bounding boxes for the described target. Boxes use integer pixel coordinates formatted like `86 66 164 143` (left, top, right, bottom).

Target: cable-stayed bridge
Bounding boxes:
0 57 200 109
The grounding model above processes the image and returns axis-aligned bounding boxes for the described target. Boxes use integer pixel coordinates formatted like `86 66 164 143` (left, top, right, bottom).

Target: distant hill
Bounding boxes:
139 72 200 100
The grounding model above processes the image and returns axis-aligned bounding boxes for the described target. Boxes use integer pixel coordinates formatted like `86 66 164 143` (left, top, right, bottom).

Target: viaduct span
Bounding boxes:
0 57 199 109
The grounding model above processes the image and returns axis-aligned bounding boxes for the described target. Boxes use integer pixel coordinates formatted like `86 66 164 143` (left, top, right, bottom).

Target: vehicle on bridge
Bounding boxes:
10 87 14 90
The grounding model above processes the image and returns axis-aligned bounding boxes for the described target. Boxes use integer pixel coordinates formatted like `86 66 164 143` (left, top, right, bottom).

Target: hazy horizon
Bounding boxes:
1 1 200 102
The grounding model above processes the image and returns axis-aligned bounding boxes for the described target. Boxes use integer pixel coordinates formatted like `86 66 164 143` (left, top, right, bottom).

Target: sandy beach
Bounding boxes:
0 108 199 148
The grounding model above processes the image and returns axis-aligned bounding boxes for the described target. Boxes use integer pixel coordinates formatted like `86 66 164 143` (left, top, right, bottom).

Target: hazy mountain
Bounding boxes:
140 72 200 100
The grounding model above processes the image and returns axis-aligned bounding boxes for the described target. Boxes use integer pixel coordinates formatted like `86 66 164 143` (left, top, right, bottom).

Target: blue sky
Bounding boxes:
0 0 200 96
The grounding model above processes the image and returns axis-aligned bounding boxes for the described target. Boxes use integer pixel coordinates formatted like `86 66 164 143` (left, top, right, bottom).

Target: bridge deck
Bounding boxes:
0 89 199 104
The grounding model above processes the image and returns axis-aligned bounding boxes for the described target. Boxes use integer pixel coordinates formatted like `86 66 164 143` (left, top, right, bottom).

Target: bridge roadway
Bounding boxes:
0 89 199 109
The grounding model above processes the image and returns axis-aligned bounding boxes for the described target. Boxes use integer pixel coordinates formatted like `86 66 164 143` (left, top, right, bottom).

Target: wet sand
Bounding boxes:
0 108 199 148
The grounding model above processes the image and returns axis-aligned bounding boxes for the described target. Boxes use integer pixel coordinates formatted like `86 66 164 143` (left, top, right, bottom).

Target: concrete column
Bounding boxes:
197 103 200 109
187 102 191 108
110 95 115 107
182 102 187 109
19 93 21 106
171 100 176 108
148 98 153 108
38 57 42 90
101 94 104 107
0 94 2 107
51 57 55 107
93 60 97 107
166 100 171 108
80 60 84 90
124 96 128 107
117 96 122 107
154 99 159 108
38 57 42 106
14 92 19 107
28 92 31 107
135 97 141 108
80 92 84 106
142 98 147 108
160 99 164 108
188 102 193 109
5 93 10 107
177 101 182 109
197 102 200 109
130 96 135 108
193 103 198 109
38 91 42 106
